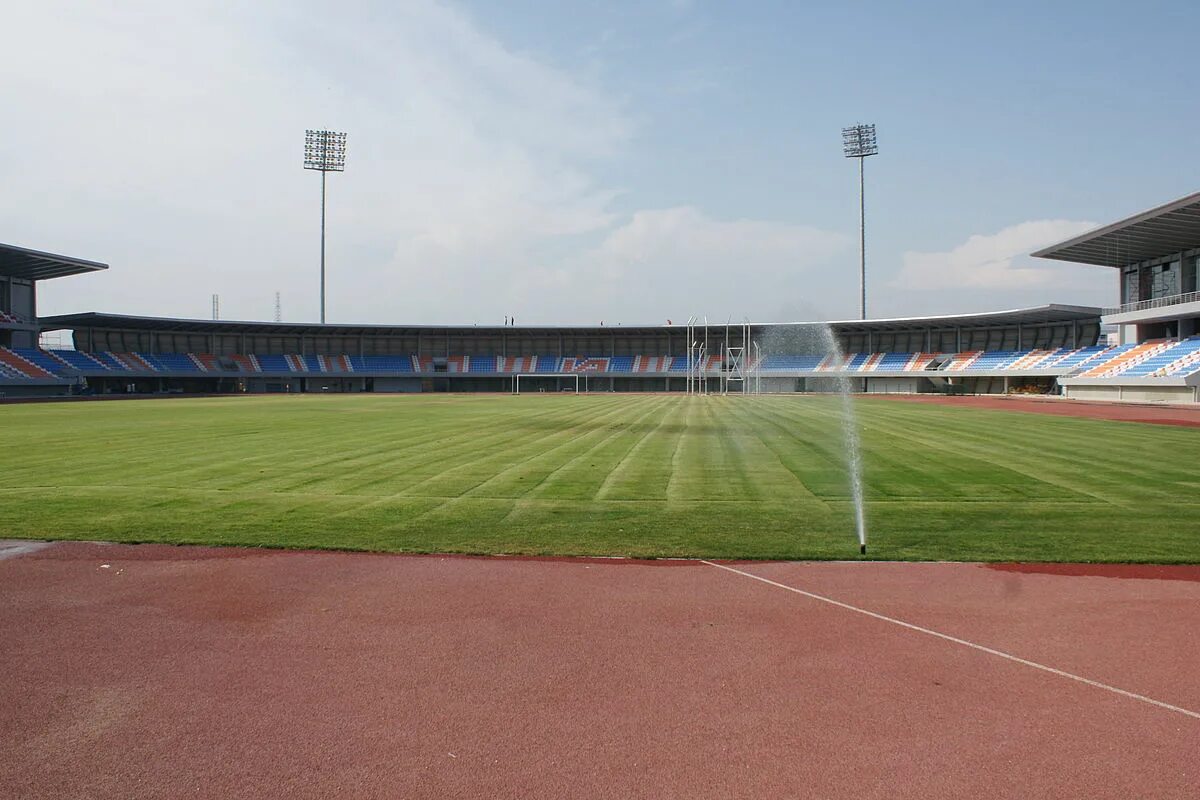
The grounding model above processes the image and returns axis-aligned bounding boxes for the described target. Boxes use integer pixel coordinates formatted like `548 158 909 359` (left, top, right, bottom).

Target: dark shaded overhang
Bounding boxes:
37 312 678 337
40 305 1101 338
816 304 1101 333
1031 192 1200 268
0 243 109 281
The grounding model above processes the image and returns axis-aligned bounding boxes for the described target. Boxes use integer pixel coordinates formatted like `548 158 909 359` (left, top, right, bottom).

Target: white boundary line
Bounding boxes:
701 560 1200 721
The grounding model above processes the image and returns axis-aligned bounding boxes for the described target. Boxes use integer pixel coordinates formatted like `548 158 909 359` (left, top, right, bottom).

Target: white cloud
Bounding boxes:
580 207 848 322
895 220 1098 290
1 0 630 323
1 1 857 327
376 205 848 325
873 219 1122 316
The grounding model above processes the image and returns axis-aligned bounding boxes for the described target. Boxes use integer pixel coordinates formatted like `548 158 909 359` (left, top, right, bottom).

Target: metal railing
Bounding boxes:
1104 290 1200 316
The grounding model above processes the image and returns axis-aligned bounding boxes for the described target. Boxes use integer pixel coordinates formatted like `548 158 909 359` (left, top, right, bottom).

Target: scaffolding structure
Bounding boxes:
685 316 710 395
687 316 762 396
719 319 763 395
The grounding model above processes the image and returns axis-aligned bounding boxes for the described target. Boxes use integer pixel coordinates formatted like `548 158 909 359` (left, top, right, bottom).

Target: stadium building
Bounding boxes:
3 192 1199 402
1034 190 1200 403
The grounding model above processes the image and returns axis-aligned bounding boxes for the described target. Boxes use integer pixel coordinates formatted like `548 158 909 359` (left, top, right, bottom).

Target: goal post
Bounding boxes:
512 373 581 394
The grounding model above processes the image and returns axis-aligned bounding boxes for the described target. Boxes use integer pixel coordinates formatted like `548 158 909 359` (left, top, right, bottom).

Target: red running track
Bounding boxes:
867 393 1200 428
1 542 1197 799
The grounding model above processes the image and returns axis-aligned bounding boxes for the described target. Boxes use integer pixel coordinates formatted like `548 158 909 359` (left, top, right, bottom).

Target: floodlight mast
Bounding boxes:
303 130 347 324
842 123 878 321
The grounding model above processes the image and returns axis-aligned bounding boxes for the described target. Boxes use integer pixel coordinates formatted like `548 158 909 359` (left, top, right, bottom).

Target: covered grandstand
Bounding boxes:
1034 190 1200 403
0 243 107 396
1 304 1109 396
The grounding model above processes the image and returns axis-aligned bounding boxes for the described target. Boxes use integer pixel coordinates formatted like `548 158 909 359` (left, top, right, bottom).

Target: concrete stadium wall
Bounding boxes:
373 377 422 393
864 377 924 394
759 377 801 393
1064 384 1198 404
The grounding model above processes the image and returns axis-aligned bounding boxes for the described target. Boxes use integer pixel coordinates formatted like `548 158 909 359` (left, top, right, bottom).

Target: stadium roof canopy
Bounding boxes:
801 304 1100 333
0 242 109 281
1031 191 1200 268
41 305 1100 336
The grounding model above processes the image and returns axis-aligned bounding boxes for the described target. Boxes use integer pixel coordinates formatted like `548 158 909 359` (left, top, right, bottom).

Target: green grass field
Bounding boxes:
2 394 1198 562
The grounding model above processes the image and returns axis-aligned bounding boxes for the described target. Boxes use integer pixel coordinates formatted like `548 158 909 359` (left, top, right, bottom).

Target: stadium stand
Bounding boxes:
845 353 871 371
151 353 202 372
875 352 916 371
356 355 415 373
635 356 671 372
761 355 825 372
230 354 260 373
88 352 130 371
1045 345 1112 369
0 360 30 380
468 356 497 374
120 353 156 371
0 347 55 379
5 344 1179 381
496 356 531 373
963 351 1025 371
256 354 291 372
943 351 982 371
51 349 111 372
609 356 635 373
7 340 1195 400
1007 349 1062 370
1104 338 1200 378
1158 339 1200 377
11 348 72 376
908 353 941 371
1077 341 1171 378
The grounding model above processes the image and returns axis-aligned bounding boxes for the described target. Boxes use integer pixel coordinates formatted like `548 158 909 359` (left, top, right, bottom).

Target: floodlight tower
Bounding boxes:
303 129 347 324
842 123 878 320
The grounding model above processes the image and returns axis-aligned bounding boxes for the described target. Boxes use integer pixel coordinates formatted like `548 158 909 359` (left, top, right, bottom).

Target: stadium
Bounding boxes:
4 193 1199 402
3 8 1200 796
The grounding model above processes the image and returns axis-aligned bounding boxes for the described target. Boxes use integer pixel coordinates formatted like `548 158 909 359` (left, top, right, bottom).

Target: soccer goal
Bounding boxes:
512 373 581 394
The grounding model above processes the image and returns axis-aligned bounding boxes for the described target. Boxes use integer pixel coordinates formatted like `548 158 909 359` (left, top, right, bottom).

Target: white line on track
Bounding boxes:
701 560 1200 721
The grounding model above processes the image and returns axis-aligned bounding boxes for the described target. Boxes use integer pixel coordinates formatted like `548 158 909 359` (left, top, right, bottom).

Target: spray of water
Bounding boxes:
816 324 868 553
760 323 868 554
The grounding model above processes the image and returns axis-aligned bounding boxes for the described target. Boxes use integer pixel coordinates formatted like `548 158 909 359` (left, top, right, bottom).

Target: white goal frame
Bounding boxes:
512 373 581 394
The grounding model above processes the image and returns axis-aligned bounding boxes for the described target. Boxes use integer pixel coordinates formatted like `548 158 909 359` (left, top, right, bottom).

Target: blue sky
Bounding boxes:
4 0 1198 324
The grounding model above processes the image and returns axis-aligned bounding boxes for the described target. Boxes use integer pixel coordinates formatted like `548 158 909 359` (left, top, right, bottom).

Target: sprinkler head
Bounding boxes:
860 544 867 555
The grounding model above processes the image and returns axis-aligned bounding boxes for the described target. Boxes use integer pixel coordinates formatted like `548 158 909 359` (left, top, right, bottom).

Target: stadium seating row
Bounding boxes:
1080 338 1200 378
4 342 1200 381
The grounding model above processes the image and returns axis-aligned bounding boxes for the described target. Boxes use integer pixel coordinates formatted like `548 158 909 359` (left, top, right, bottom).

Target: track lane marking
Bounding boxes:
701 560 1200 721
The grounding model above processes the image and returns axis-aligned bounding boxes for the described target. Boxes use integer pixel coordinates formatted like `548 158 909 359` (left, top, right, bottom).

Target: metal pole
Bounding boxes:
721 343 726 395
686 319 696 393
741 320 746 395
320 170 327 324
858 156 866 321
724 317 730 394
